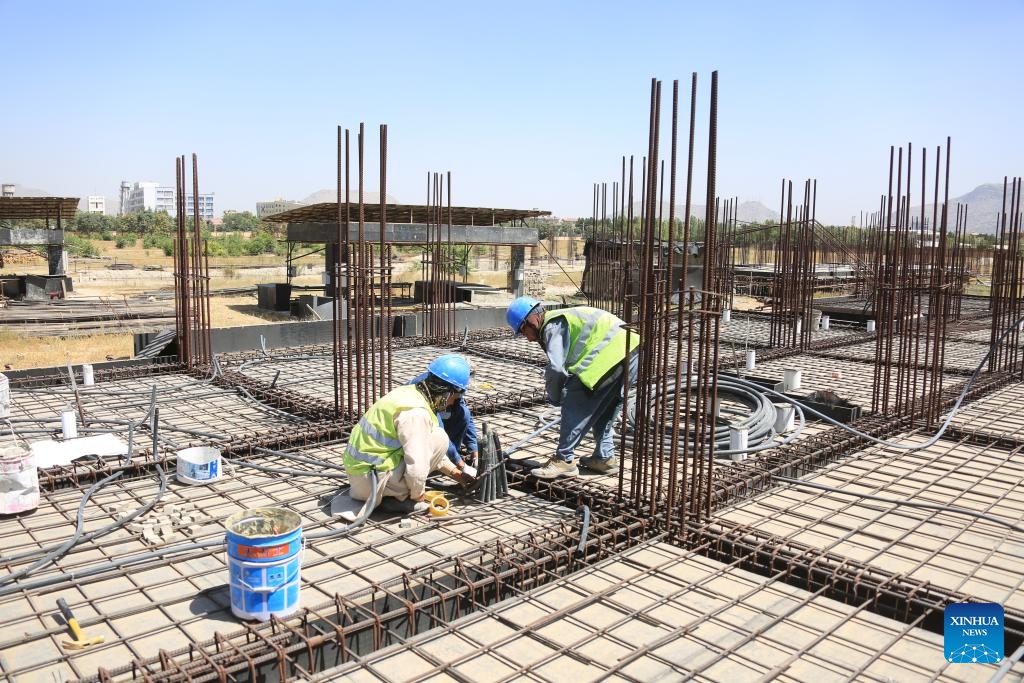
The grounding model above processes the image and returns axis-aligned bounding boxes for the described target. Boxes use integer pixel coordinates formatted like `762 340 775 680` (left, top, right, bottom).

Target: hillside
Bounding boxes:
631 200 778 225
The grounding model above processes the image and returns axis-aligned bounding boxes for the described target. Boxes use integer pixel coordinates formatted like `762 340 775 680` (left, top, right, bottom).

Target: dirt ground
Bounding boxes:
2 241 589 370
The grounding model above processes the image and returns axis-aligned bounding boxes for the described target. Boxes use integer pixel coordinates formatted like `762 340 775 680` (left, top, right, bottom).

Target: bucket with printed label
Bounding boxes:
224 507 302 621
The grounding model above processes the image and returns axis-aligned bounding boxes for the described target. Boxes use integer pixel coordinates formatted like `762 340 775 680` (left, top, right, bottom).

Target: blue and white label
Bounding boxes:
945 603 1003 663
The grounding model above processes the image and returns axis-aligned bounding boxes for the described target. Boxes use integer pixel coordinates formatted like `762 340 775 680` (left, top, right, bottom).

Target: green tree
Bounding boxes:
220 211 263 233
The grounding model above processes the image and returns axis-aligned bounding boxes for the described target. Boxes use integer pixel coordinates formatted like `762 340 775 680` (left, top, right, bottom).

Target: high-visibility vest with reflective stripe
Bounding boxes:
543 307 640 390
343 385 430 475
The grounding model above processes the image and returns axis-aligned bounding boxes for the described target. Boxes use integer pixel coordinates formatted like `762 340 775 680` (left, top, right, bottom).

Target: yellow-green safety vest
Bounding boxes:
543 307 640 390
343 385 430 475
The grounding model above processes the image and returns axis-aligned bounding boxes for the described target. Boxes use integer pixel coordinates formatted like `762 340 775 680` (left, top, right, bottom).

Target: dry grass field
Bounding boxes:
2 238 588 371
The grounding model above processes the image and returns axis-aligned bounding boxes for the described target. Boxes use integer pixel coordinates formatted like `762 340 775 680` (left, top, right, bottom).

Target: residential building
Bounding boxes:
122 182 214 219
183 193 215 221
86 196 106 214
257 199 305 219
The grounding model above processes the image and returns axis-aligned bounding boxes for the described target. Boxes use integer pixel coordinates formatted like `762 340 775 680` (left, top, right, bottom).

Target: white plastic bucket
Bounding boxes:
774 403 795 433
721 309 732 323
0 443 38 515
745 349 756 371
820 315 830 331
0 373 9 418
176 446 222 485
61 410 78 440
728 426 748 461
866 320 876 333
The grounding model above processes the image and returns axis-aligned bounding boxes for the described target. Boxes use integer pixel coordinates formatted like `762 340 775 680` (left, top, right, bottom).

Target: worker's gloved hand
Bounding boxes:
452 470 475 487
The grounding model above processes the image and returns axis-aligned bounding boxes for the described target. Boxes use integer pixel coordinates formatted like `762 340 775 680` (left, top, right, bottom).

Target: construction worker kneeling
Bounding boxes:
344 354 477 514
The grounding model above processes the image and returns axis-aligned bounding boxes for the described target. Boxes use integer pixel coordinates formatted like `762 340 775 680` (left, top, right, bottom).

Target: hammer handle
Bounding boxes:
57 598 85 639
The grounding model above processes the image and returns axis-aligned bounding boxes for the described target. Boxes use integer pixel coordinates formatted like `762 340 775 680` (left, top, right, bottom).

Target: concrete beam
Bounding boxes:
0 228 64 246
286 222 538 246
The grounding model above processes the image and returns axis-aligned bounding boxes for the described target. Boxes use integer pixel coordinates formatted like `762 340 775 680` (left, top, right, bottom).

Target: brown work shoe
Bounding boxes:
530 458 579 479
579 456 620 474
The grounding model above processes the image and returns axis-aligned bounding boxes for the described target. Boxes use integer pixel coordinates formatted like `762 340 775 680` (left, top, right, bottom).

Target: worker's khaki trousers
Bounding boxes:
349 426 450 502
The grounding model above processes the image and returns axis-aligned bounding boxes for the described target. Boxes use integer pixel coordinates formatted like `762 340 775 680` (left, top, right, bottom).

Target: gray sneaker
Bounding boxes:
579 455 619 474
531 458 579 479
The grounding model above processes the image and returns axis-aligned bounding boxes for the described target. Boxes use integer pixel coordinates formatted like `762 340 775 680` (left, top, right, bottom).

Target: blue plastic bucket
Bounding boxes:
224 508 303 621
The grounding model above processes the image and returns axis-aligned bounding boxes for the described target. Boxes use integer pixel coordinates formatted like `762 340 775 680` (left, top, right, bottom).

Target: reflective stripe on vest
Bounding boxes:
544 307 640 390
343 385 430 475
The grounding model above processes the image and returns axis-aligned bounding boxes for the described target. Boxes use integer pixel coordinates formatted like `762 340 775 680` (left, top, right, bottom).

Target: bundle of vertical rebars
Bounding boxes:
173 153 212 370
475 422 508 503
332 124 394 420
869 140 964 426
987 177 1024 376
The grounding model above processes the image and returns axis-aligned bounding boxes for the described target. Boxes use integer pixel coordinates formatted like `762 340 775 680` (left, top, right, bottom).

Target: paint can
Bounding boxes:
176 447 222 485
225 507 303 621
0 442 38 515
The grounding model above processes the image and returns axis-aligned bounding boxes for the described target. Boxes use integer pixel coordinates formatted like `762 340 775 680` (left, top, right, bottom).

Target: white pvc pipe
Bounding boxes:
820 315 830 331
61 410 78 440
773 403 795 433
82 364 94 386
729 426 748 460
745 349 756 371
795 319 802 336
783 368 802 392
722 309 732 323
866 320 876 333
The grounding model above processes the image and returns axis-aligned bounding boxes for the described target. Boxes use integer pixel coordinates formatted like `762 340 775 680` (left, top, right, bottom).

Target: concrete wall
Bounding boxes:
204 307 510 354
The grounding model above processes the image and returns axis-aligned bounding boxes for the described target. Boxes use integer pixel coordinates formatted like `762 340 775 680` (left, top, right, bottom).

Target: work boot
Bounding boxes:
530 458 579 479
376 497 429 514
579 455 619 475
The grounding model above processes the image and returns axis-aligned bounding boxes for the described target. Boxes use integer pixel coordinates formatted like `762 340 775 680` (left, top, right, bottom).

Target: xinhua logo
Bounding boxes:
945 603 1004 664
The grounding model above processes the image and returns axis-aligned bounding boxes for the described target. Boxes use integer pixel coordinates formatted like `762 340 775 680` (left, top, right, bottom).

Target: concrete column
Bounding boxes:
47 245 67 275
509 246 525 297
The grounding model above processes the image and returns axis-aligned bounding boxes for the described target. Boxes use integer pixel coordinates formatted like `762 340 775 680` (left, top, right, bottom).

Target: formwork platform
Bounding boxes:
234 345 547 408
808 337 992 375
0 440 580 682
321 541 1024 682
4 331 1024 681
719 431 1024 611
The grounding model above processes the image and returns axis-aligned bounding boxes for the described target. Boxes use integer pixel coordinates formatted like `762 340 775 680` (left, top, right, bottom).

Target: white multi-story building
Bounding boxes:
122 182 214 219
86 196 106 214
183 193 215 220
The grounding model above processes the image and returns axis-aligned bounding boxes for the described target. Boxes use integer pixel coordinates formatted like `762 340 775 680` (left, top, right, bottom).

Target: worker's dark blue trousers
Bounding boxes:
555 351 639 463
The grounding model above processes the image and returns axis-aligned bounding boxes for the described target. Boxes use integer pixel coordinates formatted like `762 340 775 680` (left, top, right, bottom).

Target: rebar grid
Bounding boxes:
6 373 312 449
718 433 1024 613
310 540 1021 683
75 505 650 682
232 347 548 412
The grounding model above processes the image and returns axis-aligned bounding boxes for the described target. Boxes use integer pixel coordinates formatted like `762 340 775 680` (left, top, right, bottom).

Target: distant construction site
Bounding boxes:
2 75 1024 682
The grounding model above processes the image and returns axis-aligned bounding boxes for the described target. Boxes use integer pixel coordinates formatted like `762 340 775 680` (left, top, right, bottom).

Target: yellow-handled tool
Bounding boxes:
57 598 104 650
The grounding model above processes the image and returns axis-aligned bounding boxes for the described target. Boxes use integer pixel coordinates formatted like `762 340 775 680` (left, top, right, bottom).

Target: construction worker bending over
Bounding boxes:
408 365 480 472
506 296 640 479
344 354 476 514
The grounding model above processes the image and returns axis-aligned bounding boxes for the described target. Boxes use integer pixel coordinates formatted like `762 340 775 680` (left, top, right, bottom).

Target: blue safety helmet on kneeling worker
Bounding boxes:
427 354 472 392
506 296 540 335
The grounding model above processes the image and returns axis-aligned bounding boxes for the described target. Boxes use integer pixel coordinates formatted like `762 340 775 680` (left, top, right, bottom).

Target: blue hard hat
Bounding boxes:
506 296 540 335
427 354 472 391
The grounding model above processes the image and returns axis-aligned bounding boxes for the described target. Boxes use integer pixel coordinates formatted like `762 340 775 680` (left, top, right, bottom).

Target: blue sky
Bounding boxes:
2 0 1021 225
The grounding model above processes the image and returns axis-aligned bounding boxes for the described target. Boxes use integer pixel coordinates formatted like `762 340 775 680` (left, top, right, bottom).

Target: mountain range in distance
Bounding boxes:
4 183 1014 233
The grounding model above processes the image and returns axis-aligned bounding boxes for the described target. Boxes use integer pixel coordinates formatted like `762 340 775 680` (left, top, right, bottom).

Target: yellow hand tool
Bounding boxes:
57 598 104 650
